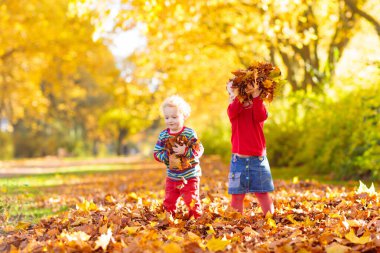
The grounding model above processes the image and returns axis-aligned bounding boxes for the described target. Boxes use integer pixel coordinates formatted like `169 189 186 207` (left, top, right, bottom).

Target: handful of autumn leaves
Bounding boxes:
165 135 197 171
229 61 285 103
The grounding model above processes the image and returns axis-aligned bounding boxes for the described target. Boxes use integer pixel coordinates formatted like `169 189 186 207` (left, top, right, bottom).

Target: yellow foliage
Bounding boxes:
76 199 98 212
162 242 182 253
123 226 140 235
356 181 377 196
325 242 351 253
344 229 371 245
267 217 277 228
60 231 91 242
15 221 31 230
206 236 231 252
94 228 114 251
206 224 216 235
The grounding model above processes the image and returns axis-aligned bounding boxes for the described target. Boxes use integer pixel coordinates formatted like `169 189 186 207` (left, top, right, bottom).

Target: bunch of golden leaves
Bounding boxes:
230 61 285 102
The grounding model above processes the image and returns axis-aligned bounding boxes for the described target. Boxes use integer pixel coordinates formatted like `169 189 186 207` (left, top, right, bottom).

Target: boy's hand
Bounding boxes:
245 83 262 98
173 143 186 155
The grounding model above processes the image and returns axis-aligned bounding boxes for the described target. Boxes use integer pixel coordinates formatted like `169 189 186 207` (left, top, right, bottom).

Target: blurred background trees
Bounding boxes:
0 0 379 180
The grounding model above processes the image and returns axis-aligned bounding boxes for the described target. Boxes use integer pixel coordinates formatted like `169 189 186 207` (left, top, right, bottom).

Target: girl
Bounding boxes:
153 95 204 219
226 81 275 215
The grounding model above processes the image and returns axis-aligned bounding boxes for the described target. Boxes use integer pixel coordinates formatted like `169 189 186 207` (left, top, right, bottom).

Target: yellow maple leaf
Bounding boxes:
162 242 182 253
94 228 114 251
202 197 211 205
325 242 351 253
267 217 277 228
123 226 140 235
304 216 315 226
60 231 91 242
206 237 230 252
15 221 30 230
344 229 371 244
287 214 299 225
206 224 216 235
356 181 377 196
76 199 98 212
128 192 138 200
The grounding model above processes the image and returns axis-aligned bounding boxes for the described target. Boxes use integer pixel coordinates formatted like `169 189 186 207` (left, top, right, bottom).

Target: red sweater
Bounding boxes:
227 97 268 156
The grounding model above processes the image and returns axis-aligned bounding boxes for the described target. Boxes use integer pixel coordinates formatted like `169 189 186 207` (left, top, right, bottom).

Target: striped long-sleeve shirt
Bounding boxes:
153 126 203 180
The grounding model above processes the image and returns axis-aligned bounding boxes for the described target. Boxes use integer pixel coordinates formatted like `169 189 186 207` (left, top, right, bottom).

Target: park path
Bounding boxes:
0 155 159 176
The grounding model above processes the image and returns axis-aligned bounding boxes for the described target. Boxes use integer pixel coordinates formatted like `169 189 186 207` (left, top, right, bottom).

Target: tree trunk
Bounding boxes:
278 51 298 91
116 128 128 156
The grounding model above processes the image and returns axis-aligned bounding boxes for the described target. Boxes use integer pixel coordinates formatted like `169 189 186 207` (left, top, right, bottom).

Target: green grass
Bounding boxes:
0 160 159 226
1 179 91 223
0 164 134 226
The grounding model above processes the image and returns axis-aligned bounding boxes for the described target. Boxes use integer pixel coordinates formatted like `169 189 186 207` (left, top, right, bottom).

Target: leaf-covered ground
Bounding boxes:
1 157 379 252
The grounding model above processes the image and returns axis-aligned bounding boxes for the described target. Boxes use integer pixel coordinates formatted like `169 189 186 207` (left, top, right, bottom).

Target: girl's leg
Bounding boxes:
254 192 274 215
231 193 245 213
181 177 202 218
163 178 180 215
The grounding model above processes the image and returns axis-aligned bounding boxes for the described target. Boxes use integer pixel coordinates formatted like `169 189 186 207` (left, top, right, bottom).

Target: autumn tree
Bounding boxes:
100 0 378 97
99 63 157 155
0 0 121 157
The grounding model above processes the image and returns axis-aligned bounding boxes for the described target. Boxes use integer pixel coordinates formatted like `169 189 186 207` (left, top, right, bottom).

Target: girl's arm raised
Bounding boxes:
252 97 268 122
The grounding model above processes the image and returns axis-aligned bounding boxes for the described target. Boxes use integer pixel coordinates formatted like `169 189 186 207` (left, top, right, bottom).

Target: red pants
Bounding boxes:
164 177 202 219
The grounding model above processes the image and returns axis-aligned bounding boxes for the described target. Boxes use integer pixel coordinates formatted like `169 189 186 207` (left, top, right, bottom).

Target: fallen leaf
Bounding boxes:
76 199 98 212
206 237 230 252
94 228 114 251
344 229 371 245
15 221 31 230
162 242 182 253
60 231 91 242
325 242 351 253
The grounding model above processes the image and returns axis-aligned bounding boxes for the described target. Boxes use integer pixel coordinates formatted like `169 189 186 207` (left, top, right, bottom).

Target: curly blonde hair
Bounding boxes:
161 95 191 119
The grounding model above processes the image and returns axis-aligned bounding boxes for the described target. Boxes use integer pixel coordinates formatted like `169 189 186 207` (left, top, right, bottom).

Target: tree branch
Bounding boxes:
327 2 357 77
344 0 380 37
0 48 18 60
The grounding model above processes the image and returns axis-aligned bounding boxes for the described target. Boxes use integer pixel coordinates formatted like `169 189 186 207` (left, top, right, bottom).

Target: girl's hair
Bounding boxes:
161 95 191 119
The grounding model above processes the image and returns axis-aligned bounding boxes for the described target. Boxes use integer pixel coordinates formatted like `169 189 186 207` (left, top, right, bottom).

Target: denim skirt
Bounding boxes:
228 154 274 194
